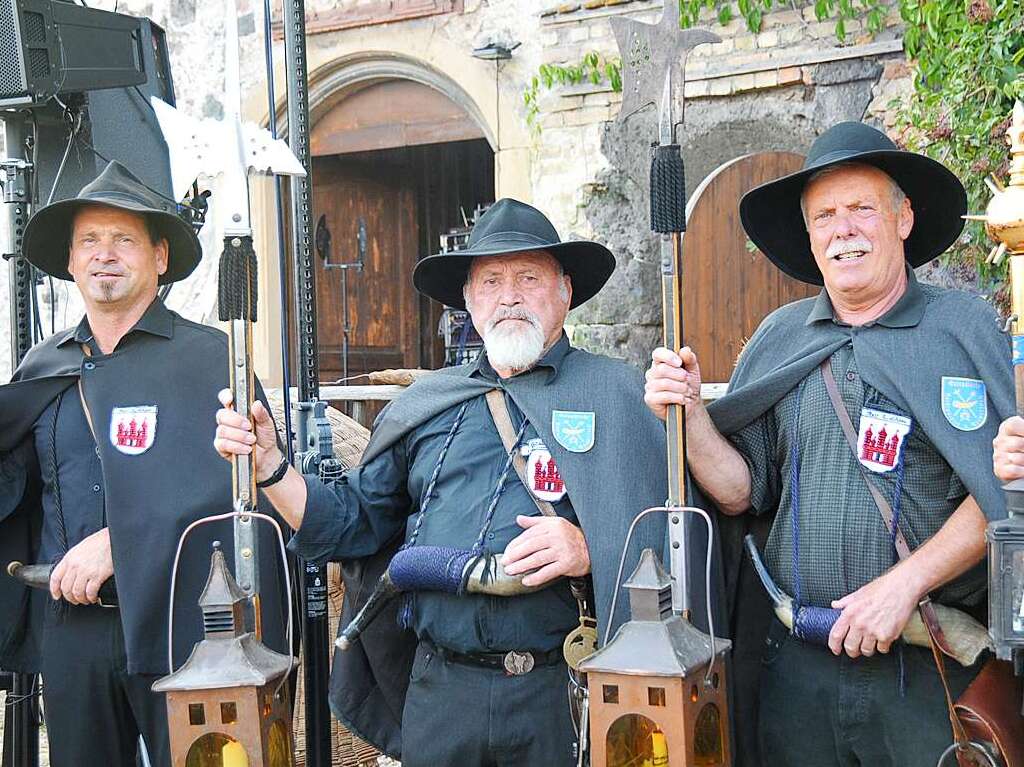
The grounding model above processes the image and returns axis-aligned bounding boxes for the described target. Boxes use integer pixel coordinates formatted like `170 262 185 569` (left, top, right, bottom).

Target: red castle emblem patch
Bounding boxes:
109 406 158 455
527 448 567 503
856 406 911 474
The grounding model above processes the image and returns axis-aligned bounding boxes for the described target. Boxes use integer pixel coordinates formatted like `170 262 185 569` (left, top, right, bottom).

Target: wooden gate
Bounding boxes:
683 152 818 385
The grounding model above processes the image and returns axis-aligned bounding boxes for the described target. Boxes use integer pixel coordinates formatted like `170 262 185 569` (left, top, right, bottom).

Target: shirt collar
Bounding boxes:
58 298 174 348
805 266 924 329
474 332 570 385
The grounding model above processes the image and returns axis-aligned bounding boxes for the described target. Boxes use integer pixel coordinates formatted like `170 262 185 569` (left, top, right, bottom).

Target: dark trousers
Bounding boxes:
40 604 170 767
401 641 577 767
758 618 982 767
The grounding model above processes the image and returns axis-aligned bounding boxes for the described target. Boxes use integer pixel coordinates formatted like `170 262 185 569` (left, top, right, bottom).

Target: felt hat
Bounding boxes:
23 160 201 284
739 121 967 285
413 198 615 309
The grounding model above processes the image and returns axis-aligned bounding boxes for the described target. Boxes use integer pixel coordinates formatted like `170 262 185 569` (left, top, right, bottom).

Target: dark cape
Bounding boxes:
688 274 1013 766
0 306 287 676
327 346 669 758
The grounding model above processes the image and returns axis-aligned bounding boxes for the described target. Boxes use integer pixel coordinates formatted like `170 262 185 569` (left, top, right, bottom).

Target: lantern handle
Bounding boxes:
165 508 295 699
603 505 720 687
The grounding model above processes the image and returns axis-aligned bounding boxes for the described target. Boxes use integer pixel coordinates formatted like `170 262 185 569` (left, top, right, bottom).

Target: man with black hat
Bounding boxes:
0 161 286 766
214 198 668 766
645 123 1012 765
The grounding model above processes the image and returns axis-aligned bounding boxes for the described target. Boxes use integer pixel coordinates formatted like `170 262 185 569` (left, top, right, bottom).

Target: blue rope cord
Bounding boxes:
890 442 908 562
406 401 470 547
472 417 529 552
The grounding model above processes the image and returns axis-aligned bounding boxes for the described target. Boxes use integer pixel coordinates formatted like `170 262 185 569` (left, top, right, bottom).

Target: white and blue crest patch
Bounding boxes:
941 377 987 431
551 410 595 453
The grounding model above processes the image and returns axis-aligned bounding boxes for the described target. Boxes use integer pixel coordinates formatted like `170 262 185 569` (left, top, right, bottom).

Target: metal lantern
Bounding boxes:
580 549 731 767
977 101 1024 662
153 544 294 767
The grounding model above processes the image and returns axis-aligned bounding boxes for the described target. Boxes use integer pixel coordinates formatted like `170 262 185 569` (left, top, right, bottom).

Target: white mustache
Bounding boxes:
486 307 542 334
826 238 873 259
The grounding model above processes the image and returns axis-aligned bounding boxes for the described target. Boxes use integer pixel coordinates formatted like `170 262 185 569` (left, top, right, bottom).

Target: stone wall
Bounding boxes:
2 0 917 378
531 0 910 364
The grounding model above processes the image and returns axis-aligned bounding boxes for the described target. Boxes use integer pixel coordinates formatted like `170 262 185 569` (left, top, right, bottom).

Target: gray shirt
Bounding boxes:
729 278 984 608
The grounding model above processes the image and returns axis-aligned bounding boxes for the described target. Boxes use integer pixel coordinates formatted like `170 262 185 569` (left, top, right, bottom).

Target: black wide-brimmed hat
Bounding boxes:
739 122 967 285
23 160 201 284
413 198 615 309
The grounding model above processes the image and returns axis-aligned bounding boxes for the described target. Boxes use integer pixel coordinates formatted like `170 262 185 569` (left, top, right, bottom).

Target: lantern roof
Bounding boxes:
579 548 731 677
152 633 293 692
151 541 293 692
199 542 248 611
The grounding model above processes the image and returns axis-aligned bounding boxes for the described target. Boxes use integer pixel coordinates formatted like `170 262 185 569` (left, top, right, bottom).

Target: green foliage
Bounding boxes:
524 51 621 132
894 0 1024 294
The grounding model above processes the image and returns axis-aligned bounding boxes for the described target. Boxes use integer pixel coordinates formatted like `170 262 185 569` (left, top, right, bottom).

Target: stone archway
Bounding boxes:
306 52 495 150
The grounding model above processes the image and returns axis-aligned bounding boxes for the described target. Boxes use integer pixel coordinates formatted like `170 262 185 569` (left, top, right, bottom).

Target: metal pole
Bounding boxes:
5 115 35 369
261 0 294 462
2 112 40 767
280 0 331 761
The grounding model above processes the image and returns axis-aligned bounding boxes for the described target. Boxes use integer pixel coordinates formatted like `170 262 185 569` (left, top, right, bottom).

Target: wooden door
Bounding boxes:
683 152 818 385
312 153 419 382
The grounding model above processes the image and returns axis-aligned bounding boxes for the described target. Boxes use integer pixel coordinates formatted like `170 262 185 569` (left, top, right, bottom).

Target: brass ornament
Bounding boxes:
563 616 599 670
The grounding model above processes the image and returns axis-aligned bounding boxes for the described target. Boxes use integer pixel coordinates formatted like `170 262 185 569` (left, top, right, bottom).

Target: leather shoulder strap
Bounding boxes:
485 389 556 518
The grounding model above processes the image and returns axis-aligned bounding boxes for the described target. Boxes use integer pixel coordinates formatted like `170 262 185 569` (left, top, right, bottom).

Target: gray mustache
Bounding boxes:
826 238 873 259
486 308 541 333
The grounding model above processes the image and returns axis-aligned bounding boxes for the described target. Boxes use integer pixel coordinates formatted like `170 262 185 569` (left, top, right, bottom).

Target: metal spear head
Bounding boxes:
610 4 720 127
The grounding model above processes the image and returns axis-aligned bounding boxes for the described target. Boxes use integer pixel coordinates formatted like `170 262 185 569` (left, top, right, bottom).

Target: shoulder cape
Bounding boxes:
330 347 669 758
0 312 287 675
689 280 1012 766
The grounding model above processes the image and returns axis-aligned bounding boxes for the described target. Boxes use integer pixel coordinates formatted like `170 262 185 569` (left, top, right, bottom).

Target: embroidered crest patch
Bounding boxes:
857 407 911 473
551 410 595 453
527 447 567 502
941 376 988 431
109 406 157 455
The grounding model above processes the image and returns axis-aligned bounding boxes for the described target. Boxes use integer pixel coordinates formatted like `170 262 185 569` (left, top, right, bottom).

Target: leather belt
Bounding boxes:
424 640 563 676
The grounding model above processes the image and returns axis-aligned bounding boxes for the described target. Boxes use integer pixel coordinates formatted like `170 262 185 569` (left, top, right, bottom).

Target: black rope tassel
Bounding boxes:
218 235 258 322
650 143 687 234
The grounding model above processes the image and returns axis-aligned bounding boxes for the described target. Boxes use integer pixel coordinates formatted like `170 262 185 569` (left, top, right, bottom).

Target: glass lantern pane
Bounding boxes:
267 719 292 767
220 702 238 725
694 702 724 766
185 733 250 767
606 714 667 767
1011 548 1024 635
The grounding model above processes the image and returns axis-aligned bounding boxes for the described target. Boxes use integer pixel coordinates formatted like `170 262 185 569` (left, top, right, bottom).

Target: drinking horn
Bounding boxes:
744 535 990 667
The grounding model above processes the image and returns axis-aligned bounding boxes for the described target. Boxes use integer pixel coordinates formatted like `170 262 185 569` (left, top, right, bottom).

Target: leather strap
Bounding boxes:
485 389 556 518
820 357 971 752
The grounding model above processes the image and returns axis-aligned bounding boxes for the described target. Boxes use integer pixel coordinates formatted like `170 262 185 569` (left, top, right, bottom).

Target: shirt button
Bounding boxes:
487 533 495 540
846 371 857 382
92 484 101 492
84 362 95 370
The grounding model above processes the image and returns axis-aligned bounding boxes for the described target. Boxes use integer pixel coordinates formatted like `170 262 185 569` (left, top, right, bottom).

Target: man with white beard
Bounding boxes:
214 199 668 766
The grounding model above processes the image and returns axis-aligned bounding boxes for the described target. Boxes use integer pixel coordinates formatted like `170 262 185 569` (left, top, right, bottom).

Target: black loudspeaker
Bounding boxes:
0 0 146 107
31 18 176 204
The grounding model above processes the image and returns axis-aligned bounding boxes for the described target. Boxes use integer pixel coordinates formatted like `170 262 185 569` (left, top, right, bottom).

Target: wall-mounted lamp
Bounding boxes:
472 41 521 60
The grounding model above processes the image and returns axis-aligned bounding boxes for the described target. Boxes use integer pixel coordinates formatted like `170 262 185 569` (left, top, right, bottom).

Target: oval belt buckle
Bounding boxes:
503 651 535 676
